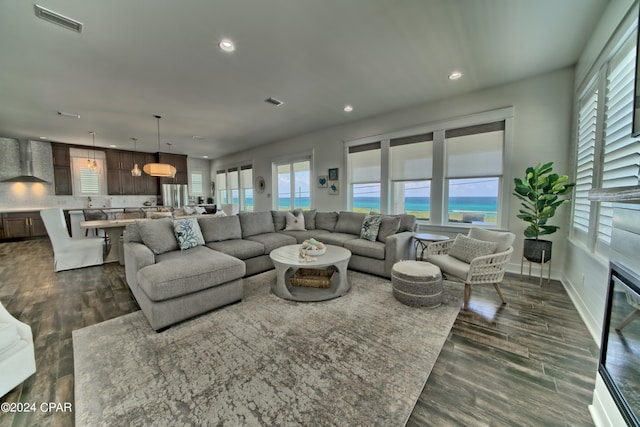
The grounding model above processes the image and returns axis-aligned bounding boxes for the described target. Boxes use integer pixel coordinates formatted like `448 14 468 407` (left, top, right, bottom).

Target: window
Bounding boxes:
390 134 433 220
275 159 310 210
445 123 504 225
190 171 203 195
346 108 511 228
216 165 253 212
349 143 381 213
70 148 107 196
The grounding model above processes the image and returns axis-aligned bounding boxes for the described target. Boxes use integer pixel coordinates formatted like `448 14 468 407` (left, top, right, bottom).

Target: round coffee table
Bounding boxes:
269 244 352 302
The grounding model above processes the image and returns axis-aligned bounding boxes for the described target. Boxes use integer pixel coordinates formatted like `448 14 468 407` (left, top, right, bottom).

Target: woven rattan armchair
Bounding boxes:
426 229 515 310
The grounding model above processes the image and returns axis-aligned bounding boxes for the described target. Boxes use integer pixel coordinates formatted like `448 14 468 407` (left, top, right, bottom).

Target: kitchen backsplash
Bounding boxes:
0 182 158 211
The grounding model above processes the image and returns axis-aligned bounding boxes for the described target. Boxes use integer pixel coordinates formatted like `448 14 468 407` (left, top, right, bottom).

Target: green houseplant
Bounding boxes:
513 162 575 263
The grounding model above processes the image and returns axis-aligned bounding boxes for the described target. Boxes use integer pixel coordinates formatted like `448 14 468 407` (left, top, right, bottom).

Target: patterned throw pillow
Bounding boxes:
173 218 205 250
361 214 382 242
448 234 497 263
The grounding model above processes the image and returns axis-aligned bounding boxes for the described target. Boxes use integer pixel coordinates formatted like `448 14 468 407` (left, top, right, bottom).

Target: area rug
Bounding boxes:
73 270 463 426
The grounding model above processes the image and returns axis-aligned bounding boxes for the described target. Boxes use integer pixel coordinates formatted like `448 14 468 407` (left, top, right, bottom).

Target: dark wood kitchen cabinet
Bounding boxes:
51 143 72 195
158 153 188 186
2 212 47 239
106 149 135 195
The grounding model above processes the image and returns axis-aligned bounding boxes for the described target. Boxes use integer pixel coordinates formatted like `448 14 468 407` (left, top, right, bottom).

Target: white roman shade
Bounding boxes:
445 122 504 178
349 142 381 183
241 165 252 190
390 133 433 181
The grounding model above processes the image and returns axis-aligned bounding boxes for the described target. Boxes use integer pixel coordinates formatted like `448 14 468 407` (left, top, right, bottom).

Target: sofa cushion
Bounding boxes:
361 214 382 242
123 223 144 243
239 211 275 238
0 322 20 354
448 234 497 263
173 218 205 250
377 216 401 243
245 232 296 253
136 217 179 255
139 246 245 302
277 229 331 244
206 239 265 260
344 238 385 260
315 212 339 232
320 232 360 246
335 211 366 235
284 211 306 231
394 214 416 232
271 211 288 231
302 209 316 230
198 215 242 242
468 227 515 253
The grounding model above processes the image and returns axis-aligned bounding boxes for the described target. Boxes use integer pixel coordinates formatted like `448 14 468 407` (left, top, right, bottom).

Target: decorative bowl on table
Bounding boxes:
300 238 326 256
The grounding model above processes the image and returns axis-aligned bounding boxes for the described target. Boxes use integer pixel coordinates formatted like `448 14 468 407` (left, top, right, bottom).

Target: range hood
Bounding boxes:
0 138 53 183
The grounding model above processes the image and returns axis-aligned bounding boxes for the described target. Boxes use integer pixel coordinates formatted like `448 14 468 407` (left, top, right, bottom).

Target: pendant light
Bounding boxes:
87 131 99 171
143 115 177 177
130 137 142 177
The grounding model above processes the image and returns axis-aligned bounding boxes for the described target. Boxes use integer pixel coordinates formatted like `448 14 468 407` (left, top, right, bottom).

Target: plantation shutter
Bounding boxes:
600 37 639 245
573 87 598 234
79 167 100 194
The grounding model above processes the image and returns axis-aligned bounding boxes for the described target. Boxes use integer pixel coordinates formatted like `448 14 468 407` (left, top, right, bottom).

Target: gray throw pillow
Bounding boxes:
448 234 497 263
271 210 288 231
393 214 416 232
335 211 366 235
136 218 179 255
239 211 276 238
316 212 339 232
361 214 382 242
302 209 316 230
376 216 401 243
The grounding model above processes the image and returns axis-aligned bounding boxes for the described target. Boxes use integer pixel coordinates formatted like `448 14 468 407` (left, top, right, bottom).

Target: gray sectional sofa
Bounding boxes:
123 210 416 330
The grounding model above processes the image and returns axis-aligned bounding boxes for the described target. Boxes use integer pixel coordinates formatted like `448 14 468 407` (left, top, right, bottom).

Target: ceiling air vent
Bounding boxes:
264 97 284 106
34 4 83 33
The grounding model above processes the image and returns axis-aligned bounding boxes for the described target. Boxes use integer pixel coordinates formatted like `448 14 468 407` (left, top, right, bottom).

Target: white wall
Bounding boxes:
187 157 211 199
213 67 576 274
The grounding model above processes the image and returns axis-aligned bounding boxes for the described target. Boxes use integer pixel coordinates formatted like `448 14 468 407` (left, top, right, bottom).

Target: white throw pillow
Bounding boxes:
285 211 306 231
194 206 206 214
448 234 497 263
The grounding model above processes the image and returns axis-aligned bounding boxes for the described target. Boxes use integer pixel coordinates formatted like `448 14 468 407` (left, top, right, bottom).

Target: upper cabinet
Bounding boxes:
106 149 160 195
158 153 188 185
51 142 72 195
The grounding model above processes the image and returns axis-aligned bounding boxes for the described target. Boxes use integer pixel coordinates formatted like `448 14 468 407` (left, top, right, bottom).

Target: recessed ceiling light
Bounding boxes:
219 39 235 52
109 144 117 148
203 155 209 159
39 136 47 139
344 105 354 112
448 71 463 80
192 135 203 140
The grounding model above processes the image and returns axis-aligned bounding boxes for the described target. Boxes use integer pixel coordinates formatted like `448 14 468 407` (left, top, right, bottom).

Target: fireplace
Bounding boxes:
599 261 640 426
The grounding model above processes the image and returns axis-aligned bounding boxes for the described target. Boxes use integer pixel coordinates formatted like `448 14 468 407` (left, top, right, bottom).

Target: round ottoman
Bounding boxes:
391 261 443 308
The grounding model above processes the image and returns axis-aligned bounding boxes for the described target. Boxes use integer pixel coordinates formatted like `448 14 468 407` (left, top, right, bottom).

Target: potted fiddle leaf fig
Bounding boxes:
513 162 575 263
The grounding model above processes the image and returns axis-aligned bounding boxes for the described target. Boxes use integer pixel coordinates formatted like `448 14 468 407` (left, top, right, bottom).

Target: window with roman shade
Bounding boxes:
216 165 254 211
216 170 227 204
348 142 381 213
445 122 504 225
389 134 433 219
241 165 253 211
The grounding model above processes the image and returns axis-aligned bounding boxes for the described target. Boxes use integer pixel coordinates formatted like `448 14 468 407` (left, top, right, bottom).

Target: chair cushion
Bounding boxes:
239 211 275 238
335 211 366 235
361 214 382 242
0 322 20 355
316 212 339 232
344 238 385 260
245 232 296 253
449 234 497 263
427 254 470 280
377 216 401 243
206 239 265 260
173 218 205 250
468 228 515 253
136 218 179 255
198 215 242 242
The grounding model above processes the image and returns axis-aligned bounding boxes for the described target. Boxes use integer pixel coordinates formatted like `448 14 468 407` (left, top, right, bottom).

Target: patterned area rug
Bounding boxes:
73 270 463 426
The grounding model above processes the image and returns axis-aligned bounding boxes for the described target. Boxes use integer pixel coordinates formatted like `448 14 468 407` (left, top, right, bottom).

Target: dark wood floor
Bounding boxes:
0 238 598 427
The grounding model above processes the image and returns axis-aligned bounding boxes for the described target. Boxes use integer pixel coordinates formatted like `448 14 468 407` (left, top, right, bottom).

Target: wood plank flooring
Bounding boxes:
0 238 598 426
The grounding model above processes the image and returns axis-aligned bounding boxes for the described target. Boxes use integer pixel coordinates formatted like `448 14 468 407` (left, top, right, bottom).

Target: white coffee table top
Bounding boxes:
269 244 351 268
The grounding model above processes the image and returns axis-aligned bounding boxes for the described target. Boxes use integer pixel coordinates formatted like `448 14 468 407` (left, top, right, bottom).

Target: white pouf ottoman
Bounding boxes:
391 260 443 308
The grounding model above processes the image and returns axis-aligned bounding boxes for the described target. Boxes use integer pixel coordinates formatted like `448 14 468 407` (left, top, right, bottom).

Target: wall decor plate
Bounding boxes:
254 176 266 193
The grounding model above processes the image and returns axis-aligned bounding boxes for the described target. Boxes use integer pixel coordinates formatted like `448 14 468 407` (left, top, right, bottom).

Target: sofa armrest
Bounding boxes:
123 242 155 290
383 231 416 276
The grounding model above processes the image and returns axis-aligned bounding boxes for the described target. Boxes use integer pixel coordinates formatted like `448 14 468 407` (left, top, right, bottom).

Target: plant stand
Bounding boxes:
520 250 551 287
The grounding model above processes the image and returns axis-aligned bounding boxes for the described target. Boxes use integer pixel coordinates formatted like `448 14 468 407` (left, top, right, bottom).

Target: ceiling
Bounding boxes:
0 0 607 159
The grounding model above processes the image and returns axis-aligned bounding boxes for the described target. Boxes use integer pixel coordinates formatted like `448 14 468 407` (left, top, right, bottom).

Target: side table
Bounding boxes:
413 233 450 261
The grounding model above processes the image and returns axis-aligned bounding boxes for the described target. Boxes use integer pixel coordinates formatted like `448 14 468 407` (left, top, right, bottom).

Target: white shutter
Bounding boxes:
573 87 598 233
600 37 638 244
191 172 203 195
79 167 100 194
